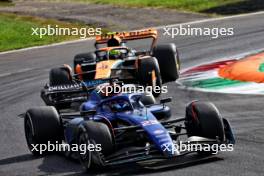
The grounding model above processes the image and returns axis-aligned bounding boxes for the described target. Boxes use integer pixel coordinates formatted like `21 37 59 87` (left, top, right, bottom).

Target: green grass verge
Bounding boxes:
0 1 14 7
60 0 243 13
0 13 89 52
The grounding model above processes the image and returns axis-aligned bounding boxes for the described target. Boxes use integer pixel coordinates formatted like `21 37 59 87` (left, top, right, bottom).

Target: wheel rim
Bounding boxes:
176 49 181 71
176 61 180 71
25 117 36 150
78 132 92 168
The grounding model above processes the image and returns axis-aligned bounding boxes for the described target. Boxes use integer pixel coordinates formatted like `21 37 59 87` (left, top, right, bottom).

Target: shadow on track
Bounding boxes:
58 155 223 176
0 154 37 165
0 153 222 175
202 0 264 15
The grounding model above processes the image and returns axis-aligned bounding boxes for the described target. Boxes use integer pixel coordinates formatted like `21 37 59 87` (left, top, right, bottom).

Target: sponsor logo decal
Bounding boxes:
154 129 164 135
48 83 81 91
84 79 107 87
141 120 159 127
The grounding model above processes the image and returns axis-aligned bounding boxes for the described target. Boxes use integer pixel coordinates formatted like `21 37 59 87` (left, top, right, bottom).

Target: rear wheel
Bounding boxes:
153 43 180 83
138 57 162 97
24 106 62 156
185 101 225 154
78 121 113 170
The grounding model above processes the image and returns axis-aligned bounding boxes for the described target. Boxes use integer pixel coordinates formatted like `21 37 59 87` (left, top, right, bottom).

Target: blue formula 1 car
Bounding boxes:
24 83 235 171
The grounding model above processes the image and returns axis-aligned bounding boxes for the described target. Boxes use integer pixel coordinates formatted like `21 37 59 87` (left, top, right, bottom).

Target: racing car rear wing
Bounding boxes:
95 29 158 50
41 77 122 106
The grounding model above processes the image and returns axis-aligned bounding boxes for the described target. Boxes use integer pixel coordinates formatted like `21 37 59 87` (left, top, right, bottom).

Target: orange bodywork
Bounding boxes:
75 64 83 80
151 70 157 86
95 60 119 79
95 28 158 50
75 60 120 80
75 29 158 80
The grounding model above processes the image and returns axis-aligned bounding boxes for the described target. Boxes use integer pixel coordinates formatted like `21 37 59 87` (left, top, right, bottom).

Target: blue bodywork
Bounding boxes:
64 90 176 157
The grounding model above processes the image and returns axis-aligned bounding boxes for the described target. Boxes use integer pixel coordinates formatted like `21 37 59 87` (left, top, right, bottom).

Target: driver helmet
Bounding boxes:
107 36 121 47
111 100 129 111
109 49 121 59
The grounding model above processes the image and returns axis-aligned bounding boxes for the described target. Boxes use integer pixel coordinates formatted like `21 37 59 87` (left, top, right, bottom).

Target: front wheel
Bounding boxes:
139 92 156 106
74 52 96 70
49 67 72 86
49 67 73 110
77 121 113 170
185 101 225 154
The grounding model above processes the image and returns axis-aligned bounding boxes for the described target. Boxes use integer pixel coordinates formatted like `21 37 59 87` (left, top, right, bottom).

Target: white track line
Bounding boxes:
180 48 264 73
0 68 33 78
1 11 264 55
155 11 264 29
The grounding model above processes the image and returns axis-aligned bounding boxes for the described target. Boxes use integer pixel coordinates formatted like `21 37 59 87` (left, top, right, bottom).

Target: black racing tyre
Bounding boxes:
140 92 156 106
185 101 225 141
24 106 62 156
185 101 225 155
138 57 162 97
74 52 96 71
78 121 113 170
49 67 72 86
153 43 180 83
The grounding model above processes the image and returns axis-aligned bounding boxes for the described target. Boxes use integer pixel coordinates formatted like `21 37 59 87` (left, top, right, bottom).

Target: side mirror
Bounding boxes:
160 97 172 104
80 109 97 116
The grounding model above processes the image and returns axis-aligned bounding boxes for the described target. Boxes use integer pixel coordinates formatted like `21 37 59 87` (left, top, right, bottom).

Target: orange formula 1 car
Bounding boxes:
42 29 180 110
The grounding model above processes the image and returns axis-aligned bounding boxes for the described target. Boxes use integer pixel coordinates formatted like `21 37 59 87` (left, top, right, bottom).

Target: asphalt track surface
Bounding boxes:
0 12 264 176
